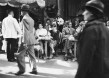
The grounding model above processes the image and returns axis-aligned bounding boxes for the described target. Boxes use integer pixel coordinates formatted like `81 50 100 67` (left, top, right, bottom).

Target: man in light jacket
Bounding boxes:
15 4 37 75
2 10 22 62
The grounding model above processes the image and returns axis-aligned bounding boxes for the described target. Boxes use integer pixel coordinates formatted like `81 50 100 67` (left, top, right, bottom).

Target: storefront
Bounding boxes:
58 0 109 20
0 0 45 29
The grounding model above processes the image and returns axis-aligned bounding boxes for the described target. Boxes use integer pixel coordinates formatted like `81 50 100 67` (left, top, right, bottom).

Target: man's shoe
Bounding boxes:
49 54 54 59
30 70 38 75
8 59 16 62
13 59 17 62
15 71 25 75
49 53 55 59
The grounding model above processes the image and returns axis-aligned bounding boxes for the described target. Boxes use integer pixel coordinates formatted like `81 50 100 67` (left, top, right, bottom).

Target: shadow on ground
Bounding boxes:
0 54 77 78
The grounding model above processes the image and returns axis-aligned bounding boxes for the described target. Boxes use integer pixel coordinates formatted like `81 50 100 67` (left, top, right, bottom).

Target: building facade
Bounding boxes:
57 0 109 20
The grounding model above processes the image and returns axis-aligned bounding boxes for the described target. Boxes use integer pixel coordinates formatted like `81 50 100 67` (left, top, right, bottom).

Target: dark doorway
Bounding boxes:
0 5 19 22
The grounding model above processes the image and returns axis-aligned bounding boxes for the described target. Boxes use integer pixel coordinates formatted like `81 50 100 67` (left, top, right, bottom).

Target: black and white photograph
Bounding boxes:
0 0 109 78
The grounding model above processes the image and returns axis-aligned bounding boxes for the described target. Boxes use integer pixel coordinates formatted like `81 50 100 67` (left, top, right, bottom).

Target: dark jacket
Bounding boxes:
50 30 60 40
75 19 109 78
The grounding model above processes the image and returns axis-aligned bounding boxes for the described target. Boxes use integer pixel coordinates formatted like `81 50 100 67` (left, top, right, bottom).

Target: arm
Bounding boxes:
72 28 76 35
13 19 22 36
35 29 39 38
62 28 70 38
2 20 5 38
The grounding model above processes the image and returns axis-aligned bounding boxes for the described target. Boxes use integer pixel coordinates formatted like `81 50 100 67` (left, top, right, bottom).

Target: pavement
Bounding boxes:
0 52 78 78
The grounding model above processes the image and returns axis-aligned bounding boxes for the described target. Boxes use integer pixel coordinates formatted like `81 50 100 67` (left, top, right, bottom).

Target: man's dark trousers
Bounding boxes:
6 38 18 61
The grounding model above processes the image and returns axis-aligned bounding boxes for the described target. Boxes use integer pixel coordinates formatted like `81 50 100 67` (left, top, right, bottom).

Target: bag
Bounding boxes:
2 40 7 52
14 43 28 57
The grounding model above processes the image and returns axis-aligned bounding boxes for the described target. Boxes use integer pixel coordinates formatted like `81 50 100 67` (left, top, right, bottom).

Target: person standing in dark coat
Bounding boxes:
75 0 109 78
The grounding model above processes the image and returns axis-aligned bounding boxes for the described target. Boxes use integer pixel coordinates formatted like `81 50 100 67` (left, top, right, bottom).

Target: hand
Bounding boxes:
17 34 23 38
68 35 75 40
23 43 27 47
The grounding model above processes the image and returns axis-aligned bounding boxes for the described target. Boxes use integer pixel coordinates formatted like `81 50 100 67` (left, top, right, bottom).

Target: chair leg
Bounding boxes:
37 50 40 63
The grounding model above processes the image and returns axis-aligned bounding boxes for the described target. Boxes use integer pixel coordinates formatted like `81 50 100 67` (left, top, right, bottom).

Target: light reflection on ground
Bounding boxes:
56 60 72 67
0 54 77 78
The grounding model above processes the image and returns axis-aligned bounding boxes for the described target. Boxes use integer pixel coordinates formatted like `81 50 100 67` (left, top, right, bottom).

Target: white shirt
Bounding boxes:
2 15 22 39
35 28 50 37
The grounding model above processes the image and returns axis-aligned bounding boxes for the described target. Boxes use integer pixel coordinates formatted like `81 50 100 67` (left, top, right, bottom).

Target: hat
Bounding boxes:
85 0 104 13
21 4 30 12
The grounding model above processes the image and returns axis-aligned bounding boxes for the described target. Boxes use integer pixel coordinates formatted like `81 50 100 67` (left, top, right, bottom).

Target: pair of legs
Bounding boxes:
16 43 37 73
6 38 18 61
39 40 45 55
63 39 73 55
49 40 57 57
39 40 57 58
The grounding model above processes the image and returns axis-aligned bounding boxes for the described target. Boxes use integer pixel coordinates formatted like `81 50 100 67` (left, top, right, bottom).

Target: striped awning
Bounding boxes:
0 0 21 7
15 0 37 4
0 0 45 8
36 0 45 8
16 0 45 8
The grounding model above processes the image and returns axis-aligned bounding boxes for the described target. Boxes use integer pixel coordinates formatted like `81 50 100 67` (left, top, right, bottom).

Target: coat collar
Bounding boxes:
85 18 105 28
23 14 30 19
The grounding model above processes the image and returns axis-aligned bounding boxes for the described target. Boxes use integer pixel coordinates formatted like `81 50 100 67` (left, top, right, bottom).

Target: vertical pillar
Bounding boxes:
57 0 64 18
57 0 60 15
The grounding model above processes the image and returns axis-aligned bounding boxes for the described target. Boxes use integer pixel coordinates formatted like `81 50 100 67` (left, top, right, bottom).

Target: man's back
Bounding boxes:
2 15 20 39
22 14 36 45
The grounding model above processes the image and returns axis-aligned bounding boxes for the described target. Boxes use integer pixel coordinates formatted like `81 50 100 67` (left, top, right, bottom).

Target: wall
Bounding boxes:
57 0 64 17
0 5 19 21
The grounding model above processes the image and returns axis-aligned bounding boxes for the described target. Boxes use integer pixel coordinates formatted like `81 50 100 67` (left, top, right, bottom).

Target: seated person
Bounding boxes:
49 23 61 58
45 19 52 31
62 21 75 56
35 23 52 58
57 15 64 32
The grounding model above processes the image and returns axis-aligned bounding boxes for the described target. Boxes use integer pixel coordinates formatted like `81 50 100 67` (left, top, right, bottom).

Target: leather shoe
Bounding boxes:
8 59 16 62
15 71 25 75
30 70 38 75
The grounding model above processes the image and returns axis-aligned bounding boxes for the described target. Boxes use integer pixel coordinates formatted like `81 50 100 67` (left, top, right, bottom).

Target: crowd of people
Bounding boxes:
0 0 109 77
0 3 77 75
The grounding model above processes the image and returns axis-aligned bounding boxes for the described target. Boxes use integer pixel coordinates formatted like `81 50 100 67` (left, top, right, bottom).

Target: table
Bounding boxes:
39 36 52 59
